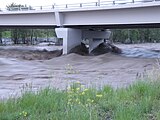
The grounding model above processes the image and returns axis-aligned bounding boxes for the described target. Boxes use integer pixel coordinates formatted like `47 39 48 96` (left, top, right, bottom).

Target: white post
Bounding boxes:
98 0 100 6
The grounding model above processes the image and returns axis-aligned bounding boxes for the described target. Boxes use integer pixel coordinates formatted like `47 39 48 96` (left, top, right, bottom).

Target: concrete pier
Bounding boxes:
55 28 82 54
56 28 111 54
82 30 111 53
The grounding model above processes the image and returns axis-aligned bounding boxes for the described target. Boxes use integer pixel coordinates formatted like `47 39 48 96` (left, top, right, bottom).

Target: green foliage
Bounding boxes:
2 31 11 38
0 28 56 45
1 27 160 45
112 28 160 43
0 81 160 120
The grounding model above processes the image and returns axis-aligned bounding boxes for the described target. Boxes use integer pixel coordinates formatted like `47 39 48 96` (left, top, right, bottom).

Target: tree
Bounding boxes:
112 28 160 44
6 3 25 11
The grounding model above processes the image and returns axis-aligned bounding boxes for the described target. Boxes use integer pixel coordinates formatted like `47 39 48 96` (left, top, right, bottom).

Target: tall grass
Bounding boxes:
0 80 160 120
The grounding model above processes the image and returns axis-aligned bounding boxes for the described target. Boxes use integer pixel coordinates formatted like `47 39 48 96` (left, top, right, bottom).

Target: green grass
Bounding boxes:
0 81 160 120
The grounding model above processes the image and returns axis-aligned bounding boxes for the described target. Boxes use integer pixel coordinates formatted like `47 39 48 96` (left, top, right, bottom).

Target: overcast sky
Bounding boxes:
0 0 97 8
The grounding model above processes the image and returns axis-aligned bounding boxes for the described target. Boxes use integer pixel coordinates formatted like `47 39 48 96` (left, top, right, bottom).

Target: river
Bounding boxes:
0 43 160 100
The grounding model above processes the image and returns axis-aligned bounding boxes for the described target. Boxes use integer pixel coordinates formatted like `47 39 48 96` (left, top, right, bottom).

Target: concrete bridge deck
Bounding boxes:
0 0 160 27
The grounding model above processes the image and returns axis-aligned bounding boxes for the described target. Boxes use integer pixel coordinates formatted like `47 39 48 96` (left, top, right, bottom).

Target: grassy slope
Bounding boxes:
0 81 160 120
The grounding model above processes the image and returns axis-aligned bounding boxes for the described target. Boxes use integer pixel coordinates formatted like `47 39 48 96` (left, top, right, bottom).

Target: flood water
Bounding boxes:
121 48 160 58
118 43 160 58
1 43 160 59
0 43 160 100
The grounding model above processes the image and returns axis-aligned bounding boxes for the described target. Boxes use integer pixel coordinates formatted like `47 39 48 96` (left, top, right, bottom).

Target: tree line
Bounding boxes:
111 28 160 44
0 29 56 45
1 28 160 45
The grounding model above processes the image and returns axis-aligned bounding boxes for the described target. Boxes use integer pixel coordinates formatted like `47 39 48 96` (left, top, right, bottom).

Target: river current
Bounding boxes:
0 43 160 59
0 43 160 99
117 43 160 59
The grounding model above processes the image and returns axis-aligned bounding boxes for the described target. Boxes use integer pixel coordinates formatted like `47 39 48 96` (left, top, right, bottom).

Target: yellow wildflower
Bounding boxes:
76 81 81 84
87 99 94 103
81 85 85 88
67 102 71 105
84 89 89 92
20 111 28 117
71 89 74 91
76 88 80 91
81 92 85 95
24 113 27 117
96 94 103 98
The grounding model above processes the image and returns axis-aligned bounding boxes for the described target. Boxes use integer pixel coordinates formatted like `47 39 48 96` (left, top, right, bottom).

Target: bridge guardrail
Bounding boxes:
0 0 159 12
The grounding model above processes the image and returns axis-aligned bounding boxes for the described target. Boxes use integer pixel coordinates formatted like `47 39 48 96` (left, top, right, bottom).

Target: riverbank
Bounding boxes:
1 80 160 120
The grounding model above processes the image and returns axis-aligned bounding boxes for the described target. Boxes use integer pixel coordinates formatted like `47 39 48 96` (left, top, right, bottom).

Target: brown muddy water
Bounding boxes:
0 44 160 100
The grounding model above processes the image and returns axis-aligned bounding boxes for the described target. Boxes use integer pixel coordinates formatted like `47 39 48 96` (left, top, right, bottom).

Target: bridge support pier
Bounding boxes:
89 39 103 53
82 30 111 53
55 28 82 54
56 28 111 54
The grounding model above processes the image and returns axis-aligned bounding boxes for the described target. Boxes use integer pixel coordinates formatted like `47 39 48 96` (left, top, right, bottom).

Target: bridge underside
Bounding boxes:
67 23 160 29
1 23 160 29
1 24 160 55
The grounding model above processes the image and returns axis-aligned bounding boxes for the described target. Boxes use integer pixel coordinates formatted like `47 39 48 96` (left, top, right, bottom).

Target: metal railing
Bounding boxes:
0 0 159 12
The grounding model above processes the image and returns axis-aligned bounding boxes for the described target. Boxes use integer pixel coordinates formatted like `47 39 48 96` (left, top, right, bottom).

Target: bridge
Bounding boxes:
0 0 160 54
